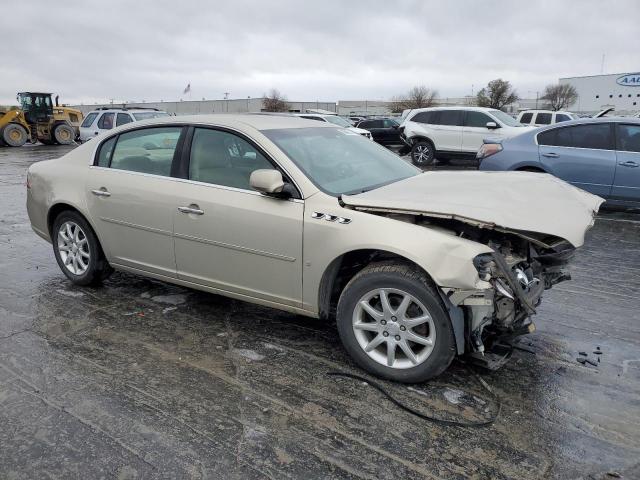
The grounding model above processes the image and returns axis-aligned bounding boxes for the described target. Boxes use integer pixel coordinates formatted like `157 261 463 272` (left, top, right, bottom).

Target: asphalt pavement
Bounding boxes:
1 144 639 479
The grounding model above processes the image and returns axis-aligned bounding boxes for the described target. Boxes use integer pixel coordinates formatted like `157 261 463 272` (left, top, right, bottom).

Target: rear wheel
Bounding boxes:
1 123 28 147
53 124 75 145
411 140 435 166
336 262 455 383
52 211 113 286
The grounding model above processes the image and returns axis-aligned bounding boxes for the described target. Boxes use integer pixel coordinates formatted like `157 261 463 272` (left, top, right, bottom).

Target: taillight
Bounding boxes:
477 143 503 160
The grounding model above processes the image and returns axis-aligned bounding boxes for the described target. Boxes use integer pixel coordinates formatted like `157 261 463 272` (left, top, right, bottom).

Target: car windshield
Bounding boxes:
132 112 170 121
489 109 522 127
263 127 419 196
324 116 353 128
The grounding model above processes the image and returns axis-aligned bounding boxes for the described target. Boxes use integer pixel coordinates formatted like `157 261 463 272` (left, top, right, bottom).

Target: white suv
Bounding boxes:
516 109 577 127
79 108 170 142
400 107 530 165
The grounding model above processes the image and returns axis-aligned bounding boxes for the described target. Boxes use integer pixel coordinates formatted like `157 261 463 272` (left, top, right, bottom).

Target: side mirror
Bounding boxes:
250 169 285 195
486 121 499 129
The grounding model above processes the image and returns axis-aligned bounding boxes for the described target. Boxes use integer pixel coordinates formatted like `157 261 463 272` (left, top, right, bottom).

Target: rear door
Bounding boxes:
537 123 616 197
462 111 496 153
612 123 640 202
434 110 464 152
85 126 185 277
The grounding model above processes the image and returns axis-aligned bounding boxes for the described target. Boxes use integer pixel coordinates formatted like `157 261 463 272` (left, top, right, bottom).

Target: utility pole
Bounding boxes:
535 91 539 109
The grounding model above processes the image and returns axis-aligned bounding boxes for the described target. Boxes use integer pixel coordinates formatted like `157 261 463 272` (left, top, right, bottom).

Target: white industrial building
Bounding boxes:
560 72 640 113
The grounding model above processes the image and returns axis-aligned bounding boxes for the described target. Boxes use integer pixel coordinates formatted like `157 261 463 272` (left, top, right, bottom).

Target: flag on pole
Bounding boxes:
183 83 191 94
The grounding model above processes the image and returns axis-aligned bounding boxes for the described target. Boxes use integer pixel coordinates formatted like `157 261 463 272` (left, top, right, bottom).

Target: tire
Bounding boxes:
410 140 435 166
52 211 113 286
53 124 75 145
1 123 28 147
336 261 456 383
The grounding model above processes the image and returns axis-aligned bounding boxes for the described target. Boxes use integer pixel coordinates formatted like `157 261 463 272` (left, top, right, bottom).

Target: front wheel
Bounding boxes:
411 140 435 166
336 262 455 383
2 123 28 147
52 211 113 286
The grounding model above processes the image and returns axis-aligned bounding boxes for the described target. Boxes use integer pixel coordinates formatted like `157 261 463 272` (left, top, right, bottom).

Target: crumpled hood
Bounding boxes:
342 171 604 248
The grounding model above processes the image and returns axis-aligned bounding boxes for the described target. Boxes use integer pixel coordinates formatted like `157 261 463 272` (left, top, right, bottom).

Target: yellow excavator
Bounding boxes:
0 92 83 147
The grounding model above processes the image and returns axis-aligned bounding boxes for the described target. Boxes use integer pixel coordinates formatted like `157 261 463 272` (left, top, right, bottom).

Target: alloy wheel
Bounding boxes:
57 221 90 275
352 288 436 369
413 144 431 164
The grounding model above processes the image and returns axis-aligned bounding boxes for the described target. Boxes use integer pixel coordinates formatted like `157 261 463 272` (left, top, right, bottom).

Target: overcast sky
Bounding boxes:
1 0 638 105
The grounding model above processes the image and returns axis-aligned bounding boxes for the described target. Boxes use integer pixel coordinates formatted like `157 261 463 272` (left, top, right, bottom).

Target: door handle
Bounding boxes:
619 160 639 168
91 188 111 197
542 152 559 158
178 205 204 215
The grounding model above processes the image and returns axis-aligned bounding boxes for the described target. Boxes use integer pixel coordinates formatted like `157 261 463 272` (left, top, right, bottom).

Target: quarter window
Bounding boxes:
465 111 493 128
96 136 116 167
110 127 182 176
535 113 552 125
81 112 99 128
116 113 133 127
97 112 114 129
188 128 273 190
617 124 640 153
519 112 533 124
555 114 571 123
439 110 464 126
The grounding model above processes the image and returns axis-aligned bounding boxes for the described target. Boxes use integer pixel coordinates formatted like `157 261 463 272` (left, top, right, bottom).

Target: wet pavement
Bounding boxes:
1 144 639 480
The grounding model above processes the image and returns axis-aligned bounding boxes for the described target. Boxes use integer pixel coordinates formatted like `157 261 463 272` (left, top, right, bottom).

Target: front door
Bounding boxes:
612 123 640 202
85 126 184 277
173 127 304 307
537 123 616 197
462 111 496 153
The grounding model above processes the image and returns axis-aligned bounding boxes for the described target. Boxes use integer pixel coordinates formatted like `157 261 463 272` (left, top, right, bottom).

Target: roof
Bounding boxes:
121 113 336 131
519 110 572 114
408 106 502 113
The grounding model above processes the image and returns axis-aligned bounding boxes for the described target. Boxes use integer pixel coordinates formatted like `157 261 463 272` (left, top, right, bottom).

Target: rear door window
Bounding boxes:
81 112 99 128
535 113 552 125
439 110 464 126
116 113 133 127
97 113 114 129
553 124 614 150
519 112 533 124
109 127 183 176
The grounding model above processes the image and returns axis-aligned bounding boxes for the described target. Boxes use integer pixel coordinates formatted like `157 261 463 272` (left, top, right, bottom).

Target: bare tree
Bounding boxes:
262 89 290 112
390 86 438 113
540 84 578 111
476 79 519 110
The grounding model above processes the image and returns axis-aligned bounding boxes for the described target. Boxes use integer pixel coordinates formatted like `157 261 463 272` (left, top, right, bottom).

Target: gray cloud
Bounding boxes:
1 0 637 104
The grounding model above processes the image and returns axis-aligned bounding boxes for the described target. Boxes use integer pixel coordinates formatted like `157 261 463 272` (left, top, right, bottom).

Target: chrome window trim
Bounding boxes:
90 121 306 200
88 165 304 203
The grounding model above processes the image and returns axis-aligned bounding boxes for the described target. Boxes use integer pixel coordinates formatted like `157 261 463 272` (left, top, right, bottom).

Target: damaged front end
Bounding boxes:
445 230 575 369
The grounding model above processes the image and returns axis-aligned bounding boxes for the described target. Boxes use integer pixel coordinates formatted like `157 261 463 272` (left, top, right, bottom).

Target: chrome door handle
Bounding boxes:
178 205 204 215
619 160 639 168
542 152 559 158
91 189 111 197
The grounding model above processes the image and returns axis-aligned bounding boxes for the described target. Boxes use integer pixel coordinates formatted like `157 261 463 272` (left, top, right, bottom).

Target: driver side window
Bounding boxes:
188 128 273 190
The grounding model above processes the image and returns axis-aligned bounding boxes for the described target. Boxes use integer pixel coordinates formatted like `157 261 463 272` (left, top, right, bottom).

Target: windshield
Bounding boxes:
489 109 522 127
132 112 170 121
263 127 419 196
324 116 353 128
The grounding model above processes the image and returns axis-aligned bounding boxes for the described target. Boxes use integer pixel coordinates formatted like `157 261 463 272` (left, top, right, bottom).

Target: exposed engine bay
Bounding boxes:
368 213 577 369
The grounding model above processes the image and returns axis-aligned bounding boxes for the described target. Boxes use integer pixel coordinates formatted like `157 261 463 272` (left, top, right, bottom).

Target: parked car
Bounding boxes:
27 114 602 382
516 110 577 126
293 113 373 140
356 118 403 146
478 117 640 207
349 116 366 124
400 107 532 166
79 108 169 142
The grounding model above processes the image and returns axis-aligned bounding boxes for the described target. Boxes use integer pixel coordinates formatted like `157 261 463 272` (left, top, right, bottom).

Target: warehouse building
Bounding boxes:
560 72 640 113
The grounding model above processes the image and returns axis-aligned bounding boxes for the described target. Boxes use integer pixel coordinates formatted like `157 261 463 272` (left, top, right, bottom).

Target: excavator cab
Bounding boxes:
17 92 54 125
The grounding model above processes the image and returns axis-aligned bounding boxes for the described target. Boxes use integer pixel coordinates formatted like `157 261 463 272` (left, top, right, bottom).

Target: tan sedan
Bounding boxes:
27 115 602 382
